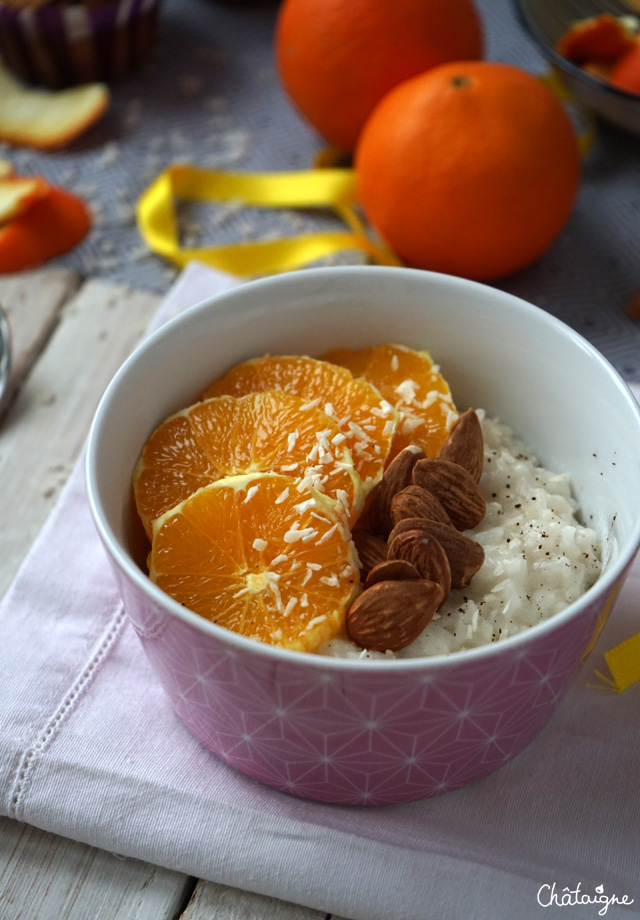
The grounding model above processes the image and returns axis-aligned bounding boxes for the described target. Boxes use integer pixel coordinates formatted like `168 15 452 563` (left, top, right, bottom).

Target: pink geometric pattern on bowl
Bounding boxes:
115 558 622 805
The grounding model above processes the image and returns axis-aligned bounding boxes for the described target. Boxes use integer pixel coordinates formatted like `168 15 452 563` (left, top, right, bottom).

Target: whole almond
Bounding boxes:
351 525 387 578
346 579 441 652
364 558 421 589
388 518 484 589
412 458 486 531
368 445 426 536
387 529 451 607
438 408 484 483
390 484 451 527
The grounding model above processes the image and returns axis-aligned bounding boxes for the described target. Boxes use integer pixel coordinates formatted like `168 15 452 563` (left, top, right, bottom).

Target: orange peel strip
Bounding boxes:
0 176 50 224
0 61 109 150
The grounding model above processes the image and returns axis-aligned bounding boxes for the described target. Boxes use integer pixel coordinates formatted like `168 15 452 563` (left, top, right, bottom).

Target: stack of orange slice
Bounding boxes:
133 345 457 652
203 354 397 488
133 390 363 534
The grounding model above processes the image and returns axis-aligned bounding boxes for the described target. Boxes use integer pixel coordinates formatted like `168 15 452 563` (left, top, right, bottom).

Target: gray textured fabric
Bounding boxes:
3 0 639 381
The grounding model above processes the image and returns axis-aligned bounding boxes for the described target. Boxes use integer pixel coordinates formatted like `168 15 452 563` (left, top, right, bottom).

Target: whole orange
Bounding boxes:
355 62 581 281
275 0 483 152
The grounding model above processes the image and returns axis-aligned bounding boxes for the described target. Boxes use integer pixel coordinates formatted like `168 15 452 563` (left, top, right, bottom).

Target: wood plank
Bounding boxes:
181 878 328 920
0 277 160 597
0 267 80 418
0 273 195 920
0 817 194 920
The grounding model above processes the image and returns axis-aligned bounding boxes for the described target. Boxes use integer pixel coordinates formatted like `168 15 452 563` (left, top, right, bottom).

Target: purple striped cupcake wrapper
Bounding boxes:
0 0 161 88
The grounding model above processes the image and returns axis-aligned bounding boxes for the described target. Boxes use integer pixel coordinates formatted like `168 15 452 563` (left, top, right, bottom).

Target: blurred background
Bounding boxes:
3 0 639 380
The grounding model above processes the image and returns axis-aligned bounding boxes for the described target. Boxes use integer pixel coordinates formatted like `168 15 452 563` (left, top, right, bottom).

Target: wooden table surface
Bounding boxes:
0 267 338 920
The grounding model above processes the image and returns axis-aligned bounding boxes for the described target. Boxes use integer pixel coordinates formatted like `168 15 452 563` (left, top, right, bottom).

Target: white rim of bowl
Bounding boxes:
86 266 640 673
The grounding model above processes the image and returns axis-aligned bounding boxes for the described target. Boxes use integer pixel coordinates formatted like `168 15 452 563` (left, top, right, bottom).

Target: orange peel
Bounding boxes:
0 176 50 224
610 42 640 95
0 61 109 150
0 184 91 273
556 13 636 64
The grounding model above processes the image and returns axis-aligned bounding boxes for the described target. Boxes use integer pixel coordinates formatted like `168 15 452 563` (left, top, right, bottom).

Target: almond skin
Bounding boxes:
387 529 451 607
346 579 441 652
351 524 387 578
388 518 484 589
390 484 452 527
412 457 486 531
368 445 426 537
438 408 484 483
364 558 421 589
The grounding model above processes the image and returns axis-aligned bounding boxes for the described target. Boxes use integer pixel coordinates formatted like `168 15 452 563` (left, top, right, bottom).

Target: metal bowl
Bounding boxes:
514 0 640 136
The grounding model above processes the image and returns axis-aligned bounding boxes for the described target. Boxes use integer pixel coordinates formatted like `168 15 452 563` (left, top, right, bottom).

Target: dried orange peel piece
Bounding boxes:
610 42 640 94
556 13 637 64
149 471 360 651
0 61 109 150
322 343 457 462
133 390 364 537
0 183 91 273
204 355 398 490
0 176 49 224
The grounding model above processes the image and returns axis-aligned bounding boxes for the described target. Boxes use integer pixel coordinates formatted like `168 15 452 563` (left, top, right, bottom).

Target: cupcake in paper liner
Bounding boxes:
0 0 162 88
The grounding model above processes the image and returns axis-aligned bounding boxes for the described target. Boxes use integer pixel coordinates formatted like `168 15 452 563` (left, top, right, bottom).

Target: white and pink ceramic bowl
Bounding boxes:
86 266 640 805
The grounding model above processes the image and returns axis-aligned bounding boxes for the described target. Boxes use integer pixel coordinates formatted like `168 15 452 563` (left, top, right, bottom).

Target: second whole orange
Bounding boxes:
355 61 582 281
275 0 483 152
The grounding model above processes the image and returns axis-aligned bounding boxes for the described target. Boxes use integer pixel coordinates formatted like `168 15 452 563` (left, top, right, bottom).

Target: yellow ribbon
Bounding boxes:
585 579 639 693
136 68 592 280
600 633 640 693
136 163 401 277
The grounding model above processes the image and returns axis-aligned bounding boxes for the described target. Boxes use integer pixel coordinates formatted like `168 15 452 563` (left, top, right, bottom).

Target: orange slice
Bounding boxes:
133 390 363 537
203 355 398 489
322 343 457 461
149 472 360 651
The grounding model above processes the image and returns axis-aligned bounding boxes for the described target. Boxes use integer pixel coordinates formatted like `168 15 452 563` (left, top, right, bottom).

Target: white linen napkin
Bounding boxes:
1 261 638 920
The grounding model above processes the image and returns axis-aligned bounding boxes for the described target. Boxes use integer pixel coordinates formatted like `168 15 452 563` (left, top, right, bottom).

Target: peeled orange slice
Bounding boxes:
556 14 636 64
149 472 360 651
203 355 397 489
133 390 363 537
322 343 457 461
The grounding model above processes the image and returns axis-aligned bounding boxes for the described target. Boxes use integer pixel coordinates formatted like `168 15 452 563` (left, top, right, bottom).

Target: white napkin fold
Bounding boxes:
1 261 638 920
